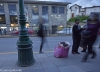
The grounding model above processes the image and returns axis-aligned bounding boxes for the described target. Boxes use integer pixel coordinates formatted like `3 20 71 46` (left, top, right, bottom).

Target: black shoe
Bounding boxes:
72 52 76 54
75 52 80 54
81 58 87 62
81 50 86 52
39 51 44 54
81 52 88 62
91 54 97 59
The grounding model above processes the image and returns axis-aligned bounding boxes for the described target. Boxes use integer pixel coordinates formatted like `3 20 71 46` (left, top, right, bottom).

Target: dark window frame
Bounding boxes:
10 15 18 24
0 14 6 24
8 4 17 15
42 6 49 23
59 6 65 14
42 6 48 15
52 6 58 13
32 5 39 15
0 3 5 14
31 5 39 24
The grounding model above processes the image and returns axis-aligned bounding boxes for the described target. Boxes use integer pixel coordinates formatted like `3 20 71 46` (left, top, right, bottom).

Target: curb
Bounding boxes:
0 50 54 55
0 35 72 38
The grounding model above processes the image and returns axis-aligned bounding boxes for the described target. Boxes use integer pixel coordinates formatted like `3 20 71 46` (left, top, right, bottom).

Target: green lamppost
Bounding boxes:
16 0 35 67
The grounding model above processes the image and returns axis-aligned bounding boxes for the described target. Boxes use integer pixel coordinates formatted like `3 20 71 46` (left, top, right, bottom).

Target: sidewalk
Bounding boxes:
0 48 100 72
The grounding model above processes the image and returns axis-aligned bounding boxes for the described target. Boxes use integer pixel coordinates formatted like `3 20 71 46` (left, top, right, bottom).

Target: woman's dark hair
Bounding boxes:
94 18 99 22
75 19 79 23
87 18 92 22
93 13 98 17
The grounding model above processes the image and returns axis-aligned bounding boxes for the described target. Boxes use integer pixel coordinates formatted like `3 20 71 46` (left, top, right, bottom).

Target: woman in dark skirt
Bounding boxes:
82 14 100 62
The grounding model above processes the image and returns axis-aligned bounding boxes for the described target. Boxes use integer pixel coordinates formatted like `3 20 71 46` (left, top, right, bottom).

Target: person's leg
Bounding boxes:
39 37 44 53
81 38 89 62
75 39 80 54
72 39 77 54
88 36 97 58
82 35 97 61
88 36 97 54
81 38 88 52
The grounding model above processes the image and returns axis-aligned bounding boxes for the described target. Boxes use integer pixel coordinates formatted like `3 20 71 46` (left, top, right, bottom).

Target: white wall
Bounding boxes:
67 8 72 21
86 7 100 16
70 5 80 17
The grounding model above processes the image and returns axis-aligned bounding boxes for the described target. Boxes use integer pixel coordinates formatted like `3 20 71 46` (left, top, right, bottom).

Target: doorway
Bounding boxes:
52 25 57 34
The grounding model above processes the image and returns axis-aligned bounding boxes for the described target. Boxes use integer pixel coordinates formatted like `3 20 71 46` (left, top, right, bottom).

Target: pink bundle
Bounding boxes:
54 41 71 58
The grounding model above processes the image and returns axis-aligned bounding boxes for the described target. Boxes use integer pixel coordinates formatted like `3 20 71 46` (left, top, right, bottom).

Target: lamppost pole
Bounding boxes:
17 0 35 67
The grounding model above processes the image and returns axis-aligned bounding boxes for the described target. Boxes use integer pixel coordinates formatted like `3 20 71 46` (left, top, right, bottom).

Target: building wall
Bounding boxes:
49 6 67 27
0 2 68 32
70 5 80 17
67 8 72 21
4 3 10 31
85 7 100 16
79 8 85 16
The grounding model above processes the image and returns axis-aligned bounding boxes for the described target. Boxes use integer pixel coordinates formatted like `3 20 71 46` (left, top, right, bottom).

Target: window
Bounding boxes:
0 3 4 14
59 7 64 14
32 5 39 15
42 6 48 15
10 15 18 24
8 4 17 15
32 5 39 24
52 6 58 13
24 5 29 22
75 7 77 9
0 15 6 24
42 6 49 23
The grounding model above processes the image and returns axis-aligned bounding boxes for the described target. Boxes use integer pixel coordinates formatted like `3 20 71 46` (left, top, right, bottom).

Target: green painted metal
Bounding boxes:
17 0 35 67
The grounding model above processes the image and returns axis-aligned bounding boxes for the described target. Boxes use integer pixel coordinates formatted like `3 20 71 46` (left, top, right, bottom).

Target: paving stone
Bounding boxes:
49 56 63 61
87 70 100 72
52 60 66 67
76 62 100 72
44 67 61 72
38 57 51 62
37 54 47 58
64 57 79 65
46 52 54 57
28 69 45 72
59 66 78 72
28 62 43 69
41 62 56 68
70 65 86 72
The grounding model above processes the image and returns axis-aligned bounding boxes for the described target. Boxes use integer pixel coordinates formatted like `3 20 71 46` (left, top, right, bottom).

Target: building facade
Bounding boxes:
85 6 100 16
0 0 70 34
70 4 100 18
70 4 82 17
79 8 86 16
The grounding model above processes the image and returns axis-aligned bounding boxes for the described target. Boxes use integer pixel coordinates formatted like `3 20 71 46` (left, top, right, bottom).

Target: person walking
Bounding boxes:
37 18 45 53
82 14 100 62
0 28 2 36
81 18 92 52
37 24 45 53
72 19 84 54
3 29 6 35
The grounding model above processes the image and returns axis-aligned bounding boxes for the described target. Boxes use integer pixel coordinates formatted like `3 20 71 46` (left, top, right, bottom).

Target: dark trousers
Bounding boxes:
82 35 97 59
72 37 80 52
40 37 45 52
85 35 97 53
81 38 87 51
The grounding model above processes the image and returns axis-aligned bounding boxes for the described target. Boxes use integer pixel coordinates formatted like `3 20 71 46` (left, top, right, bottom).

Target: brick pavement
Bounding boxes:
0 48 100 72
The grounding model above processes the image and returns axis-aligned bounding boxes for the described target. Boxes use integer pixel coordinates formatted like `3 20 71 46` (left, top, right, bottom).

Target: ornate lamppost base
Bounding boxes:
17 46 35 67
17 0 35 67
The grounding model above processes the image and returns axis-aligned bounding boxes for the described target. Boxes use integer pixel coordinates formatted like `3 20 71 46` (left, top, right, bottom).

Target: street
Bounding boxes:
0 36 100 53
0 36 100 72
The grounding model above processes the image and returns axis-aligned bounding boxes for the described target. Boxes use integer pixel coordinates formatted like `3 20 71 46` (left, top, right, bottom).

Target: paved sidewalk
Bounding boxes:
0 48 100 72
